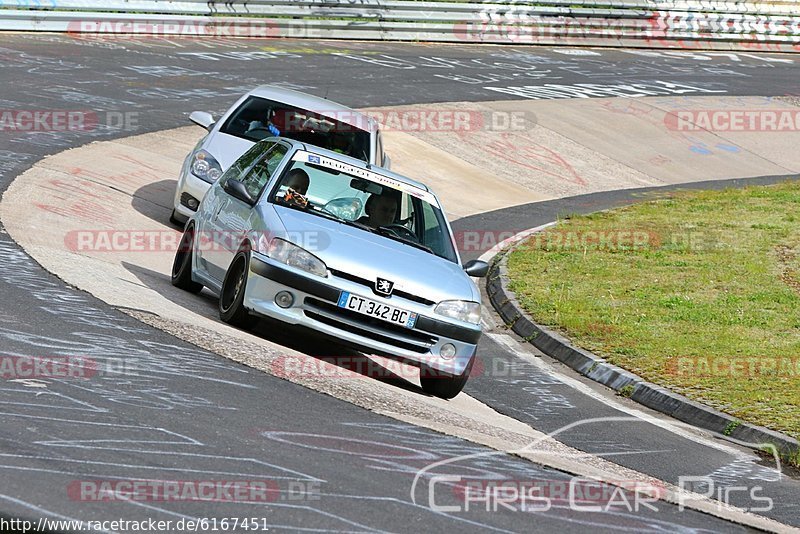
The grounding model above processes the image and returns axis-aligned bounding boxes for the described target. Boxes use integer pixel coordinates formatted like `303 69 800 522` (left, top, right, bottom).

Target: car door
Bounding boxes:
195 173 233 285
198 143 267 283
211 141 290 281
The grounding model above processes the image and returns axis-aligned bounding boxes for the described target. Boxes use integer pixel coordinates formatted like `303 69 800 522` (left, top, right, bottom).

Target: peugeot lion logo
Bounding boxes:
375 277 394 297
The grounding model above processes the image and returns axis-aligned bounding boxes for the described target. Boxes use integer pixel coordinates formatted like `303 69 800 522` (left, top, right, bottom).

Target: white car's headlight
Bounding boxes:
191 150 223 183
268 238 327 278
435 300 482 324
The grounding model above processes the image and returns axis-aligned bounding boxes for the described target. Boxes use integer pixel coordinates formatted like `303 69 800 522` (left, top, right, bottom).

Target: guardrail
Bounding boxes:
0 0 798 52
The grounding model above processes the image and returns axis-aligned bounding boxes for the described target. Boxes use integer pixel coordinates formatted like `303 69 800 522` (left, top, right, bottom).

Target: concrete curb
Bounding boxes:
486 234 800 461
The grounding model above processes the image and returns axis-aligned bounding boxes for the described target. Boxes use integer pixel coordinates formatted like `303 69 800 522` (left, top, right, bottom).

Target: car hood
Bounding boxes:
273 205 478 304
204 133 255 170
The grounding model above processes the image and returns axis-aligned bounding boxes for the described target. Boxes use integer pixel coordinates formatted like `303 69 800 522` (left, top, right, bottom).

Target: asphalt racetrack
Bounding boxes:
0 34 798 532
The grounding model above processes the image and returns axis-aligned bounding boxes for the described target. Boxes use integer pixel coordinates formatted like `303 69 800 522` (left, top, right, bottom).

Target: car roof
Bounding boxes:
270 137 430 192
248 85 379 134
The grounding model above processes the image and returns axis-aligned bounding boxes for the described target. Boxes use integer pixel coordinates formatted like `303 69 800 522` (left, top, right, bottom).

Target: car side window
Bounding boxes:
240 143 289 199
419 198 445 252
218 160 246 187
220 142 272 188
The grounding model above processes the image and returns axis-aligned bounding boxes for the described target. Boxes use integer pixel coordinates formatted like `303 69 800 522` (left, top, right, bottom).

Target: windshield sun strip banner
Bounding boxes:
292 150 440 208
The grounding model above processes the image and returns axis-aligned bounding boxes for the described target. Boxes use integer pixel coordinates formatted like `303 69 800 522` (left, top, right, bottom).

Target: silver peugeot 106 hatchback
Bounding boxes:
171 137 488 399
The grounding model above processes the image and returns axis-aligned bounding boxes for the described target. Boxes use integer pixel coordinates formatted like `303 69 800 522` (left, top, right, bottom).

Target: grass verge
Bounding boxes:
506 182 800 456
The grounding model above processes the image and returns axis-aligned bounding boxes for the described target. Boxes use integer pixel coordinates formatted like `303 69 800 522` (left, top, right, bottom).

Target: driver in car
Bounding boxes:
357 192 398 229
247 109 281 137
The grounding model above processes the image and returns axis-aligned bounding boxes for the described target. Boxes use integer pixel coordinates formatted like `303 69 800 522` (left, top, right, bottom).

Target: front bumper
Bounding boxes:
173 165 213 220
244 252 480 375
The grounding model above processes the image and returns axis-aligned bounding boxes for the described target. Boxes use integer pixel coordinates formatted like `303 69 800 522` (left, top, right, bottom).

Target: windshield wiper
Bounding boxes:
375 227 433 254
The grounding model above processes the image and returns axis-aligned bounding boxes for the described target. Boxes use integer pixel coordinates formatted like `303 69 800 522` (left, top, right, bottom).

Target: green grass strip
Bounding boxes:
507 181 800 443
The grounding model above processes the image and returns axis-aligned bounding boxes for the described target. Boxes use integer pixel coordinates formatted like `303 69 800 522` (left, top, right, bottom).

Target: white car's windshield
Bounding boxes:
220 96 372 163
269 151 458 263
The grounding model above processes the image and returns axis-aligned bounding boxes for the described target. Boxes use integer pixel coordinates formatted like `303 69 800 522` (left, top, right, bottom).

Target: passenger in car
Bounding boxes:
285 169 310 195
281 169 311 208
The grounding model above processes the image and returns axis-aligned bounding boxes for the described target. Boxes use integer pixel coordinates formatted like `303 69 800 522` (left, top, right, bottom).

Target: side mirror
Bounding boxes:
189 111 216 131
223 179 254 205
463 259 489 278
383 154 392 170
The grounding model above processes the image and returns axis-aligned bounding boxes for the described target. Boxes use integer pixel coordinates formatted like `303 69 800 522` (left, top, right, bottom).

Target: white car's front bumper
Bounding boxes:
173 164 214 222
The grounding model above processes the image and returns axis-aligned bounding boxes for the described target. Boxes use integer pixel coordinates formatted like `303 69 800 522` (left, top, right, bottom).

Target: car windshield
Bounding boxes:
269 150 458 263
220 96 371 163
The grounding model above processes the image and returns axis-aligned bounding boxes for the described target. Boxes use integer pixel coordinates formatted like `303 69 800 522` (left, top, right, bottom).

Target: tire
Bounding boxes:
171 226 203 294
419 355 475 400
219 249 258 330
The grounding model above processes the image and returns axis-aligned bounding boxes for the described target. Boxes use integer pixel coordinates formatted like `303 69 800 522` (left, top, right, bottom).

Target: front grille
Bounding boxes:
304 297 437 353
329 269 436 306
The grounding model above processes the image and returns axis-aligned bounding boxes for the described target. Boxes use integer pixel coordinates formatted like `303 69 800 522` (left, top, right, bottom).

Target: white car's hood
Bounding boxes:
205 132 256 170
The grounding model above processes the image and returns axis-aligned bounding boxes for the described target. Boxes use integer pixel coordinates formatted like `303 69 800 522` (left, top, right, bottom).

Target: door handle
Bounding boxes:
212 199 228 222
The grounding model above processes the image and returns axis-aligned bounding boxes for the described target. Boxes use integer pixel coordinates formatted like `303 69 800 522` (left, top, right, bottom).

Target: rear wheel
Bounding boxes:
219 249 258 330
171 226 203 294
419 355 475 400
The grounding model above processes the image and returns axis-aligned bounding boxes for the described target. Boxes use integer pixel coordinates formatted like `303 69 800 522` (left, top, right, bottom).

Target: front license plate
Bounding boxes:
337 292 418 329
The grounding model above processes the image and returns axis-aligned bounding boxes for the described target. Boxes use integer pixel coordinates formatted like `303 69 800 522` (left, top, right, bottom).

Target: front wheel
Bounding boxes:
171 226 203 294
419 355 475 400
219 250 258 330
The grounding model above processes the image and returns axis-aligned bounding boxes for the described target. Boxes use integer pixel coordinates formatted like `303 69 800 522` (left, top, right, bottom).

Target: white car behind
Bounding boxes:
172 85 389 225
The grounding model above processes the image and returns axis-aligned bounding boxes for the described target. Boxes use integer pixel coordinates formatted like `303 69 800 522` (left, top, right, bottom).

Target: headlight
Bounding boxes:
268 238 327 278
190 150 223 183
435 300 482 324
